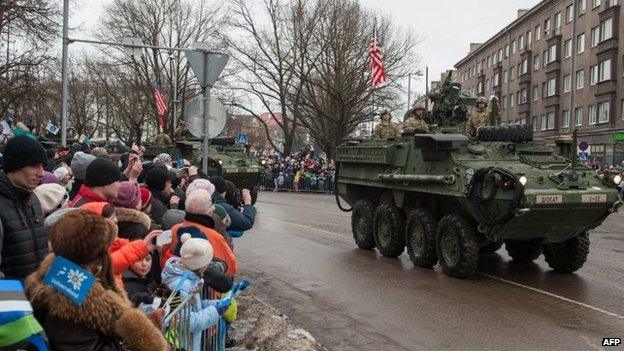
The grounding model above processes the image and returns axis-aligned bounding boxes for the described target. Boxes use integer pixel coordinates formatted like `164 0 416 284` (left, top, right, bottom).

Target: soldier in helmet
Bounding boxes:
372 109 400 139
151 131 172 144
402 101 430 134
465 96 489 138
173 121 191 141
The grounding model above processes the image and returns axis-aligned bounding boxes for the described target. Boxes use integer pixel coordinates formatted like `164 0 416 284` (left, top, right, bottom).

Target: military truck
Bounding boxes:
144 137 263 203
335 77 622 279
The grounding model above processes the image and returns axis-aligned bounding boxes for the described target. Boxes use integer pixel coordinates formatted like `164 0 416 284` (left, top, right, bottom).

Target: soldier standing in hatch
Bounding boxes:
372 109 400 139
465 96 489 138
173 121 191 141
402 101 430 134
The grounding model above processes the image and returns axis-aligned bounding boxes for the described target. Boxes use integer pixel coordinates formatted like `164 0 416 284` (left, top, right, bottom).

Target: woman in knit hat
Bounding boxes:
33 183 69 216
161 233 229 351
24 210 167 351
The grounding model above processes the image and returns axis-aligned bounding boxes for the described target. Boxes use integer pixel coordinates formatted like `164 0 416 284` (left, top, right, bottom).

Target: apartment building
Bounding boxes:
455 0 623 166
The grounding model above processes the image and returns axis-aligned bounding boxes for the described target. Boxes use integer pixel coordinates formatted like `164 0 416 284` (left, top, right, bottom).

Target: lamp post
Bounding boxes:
407 70 424 109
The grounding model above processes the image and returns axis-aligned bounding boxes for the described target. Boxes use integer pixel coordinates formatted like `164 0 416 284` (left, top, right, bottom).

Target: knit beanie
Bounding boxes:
209 176 227 194
186 179 215 198
153 153 172 165
53 166 70 181
2 136 47 173
179 233 213 271
173 225 206 256
212 204 231 227
85 158 121 187
34 183 69 215
50 210 116 265
112 181 140 209
140 187 152 210
144 167 170 192
71 152 97 181
161 209 185 230
40 171 59 185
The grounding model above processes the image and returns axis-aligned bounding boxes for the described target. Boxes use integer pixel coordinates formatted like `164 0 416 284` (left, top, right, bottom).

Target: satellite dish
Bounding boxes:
183 95 226 139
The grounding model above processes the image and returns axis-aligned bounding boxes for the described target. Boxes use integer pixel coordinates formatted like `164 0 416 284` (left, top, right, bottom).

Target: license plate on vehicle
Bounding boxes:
581 194 607 204
536 194 563 204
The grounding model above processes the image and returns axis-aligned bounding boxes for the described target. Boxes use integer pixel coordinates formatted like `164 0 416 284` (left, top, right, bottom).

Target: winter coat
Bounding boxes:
161 257 220 351
69 184 110 207
109 238 149 289
147 187 170 225
212 193 256 232
0 172 47 279
122 269 159 308
116 207 151 241
25 254 167 351
163 217 238 276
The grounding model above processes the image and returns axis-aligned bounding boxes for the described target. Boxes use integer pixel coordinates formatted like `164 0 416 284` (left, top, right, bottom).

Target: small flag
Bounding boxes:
154 82 168 133
368 19 387 87
46 122 60 135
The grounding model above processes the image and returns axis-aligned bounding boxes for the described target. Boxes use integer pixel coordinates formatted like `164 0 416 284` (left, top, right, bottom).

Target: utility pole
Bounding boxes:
425 66 429 112
60 0 70 146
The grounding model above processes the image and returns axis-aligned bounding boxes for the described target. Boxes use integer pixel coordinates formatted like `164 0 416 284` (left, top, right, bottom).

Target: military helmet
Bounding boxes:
412 101 426 111
380 109 391 118
476 96 488 106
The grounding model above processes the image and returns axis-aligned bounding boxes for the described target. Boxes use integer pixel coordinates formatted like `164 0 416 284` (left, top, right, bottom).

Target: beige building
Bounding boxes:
455 0 623 166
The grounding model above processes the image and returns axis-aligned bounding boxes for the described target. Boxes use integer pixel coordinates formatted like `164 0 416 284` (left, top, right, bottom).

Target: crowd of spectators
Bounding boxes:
0 135 256 350
260 146 336 192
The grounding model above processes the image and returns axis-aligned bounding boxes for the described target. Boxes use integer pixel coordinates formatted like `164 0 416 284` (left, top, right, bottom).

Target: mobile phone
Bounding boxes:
156 230 173 246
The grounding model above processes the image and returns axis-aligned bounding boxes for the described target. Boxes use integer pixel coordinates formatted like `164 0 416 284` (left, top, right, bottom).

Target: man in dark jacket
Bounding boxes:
209 176 256 232
144 166 179 224
0 136 49 279
69 158 121 207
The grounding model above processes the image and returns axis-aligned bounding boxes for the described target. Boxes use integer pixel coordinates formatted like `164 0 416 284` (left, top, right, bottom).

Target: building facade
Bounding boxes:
455 0 624 166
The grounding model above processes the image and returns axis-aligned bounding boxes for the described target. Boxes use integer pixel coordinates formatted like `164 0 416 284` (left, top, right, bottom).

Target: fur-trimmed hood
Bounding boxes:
25 254 167 351
116 207 152 240
116 207 151 229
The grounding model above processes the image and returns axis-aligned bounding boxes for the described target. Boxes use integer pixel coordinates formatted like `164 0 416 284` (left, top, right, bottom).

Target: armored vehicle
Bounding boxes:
335 77 622 279
144 137 263 203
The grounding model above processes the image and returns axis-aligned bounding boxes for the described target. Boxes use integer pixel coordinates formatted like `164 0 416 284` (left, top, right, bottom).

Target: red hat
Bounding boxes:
140 187 152 210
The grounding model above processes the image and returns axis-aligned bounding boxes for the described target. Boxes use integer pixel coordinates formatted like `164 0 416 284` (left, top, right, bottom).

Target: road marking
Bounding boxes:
479 273 624 320
261 215 624 321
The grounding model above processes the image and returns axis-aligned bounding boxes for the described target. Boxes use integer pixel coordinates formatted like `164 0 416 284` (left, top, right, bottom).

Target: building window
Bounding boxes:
534 54 540 71
503 69 509 83
505 44 510 58
521 58 528 74
527 30 532 45
575 107 584 126
564 39 572 58
562 110 571 127
546 78 556 97
600 18 613 41
593 0 602 8
543 50 549 67
564 74 572 92
589 104 598 124
487 56 491 68
547 112 555 130
590 65 598 85
533 116 539 131
566 4 574 23
579 0 587 14
509 93 515 107
599 59 612 81
555 12 562 29
577 33 585 53
492 73 500 87
519 34 525 49
535 25 541 41
511 40 517 54
545 18 552 33
532 85 539 101
519 88 528 104
599 102 610 123
502 95 507 109
576 69 584 89
591 26 600 47
541 115 548 131
498 49 503 61
510 66 515 81
547 44 556 63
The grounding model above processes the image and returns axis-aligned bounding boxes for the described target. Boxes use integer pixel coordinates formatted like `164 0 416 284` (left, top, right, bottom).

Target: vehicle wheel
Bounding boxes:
505 241 542 263
543 233 589 273
373 203 406 258
251 187 258 205
480 241 503 254
405 208 438 268
351 199 376 250
436 214 479 278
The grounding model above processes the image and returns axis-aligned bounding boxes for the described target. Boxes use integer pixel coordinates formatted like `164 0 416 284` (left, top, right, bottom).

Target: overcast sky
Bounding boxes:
70 0 541 97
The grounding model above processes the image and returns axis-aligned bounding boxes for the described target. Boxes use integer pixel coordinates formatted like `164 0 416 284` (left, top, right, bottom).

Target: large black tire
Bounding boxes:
436 214 479 278
351 199 376 250
250 187 258 205
505 241 543 263
373 203 406 258
480 241 503 254
405 208 438 268
543 233 590 273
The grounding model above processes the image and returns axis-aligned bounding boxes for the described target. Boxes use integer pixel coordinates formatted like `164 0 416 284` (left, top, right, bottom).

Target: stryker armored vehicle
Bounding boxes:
144 137 263 203
335 76 622 278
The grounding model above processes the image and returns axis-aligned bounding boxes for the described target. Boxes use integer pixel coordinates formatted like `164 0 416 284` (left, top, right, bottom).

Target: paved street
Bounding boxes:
237 191 624 351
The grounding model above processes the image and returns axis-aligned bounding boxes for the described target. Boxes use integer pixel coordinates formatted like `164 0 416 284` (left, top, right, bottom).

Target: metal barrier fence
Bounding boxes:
259 174 335 193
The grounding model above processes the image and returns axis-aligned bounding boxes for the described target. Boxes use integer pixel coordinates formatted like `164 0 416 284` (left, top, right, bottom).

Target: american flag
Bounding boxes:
368 20 387 87
153 82 168 132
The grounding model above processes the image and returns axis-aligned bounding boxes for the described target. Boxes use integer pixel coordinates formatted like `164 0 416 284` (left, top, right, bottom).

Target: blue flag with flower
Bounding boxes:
43 256 95 305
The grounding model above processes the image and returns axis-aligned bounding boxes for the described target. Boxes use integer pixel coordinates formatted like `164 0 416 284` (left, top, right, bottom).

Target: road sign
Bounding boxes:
122 37 144 59
579 141 589 151
578 152 589 162
236 132 248 145
612 132 624 142
183 95 226 139
185 50 229 88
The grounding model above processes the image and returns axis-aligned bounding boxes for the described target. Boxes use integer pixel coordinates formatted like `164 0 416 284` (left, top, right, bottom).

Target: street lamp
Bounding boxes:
407 70 424 109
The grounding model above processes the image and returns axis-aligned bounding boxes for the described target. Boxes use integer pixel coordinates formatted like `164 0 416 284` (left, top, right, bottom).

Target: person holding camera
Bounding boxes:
209 176 256 232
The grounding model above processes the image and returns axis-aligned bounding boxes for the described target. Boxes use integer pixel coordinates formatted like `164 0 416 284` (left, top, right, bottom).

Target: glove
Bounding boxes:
216 298 231 316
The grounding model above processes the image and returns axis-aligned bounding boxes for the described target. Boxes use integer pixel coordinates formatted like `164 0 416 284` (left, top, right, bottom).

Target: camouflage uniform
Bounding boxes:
465 96 489 137
373 122 400 139
402 102 430 134
174 124 191 141
153 133 172 144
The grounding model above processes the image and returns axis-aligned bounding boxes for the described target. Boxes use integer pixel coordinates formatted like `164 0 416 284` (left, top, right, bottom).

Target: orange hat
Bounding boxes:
80 202 116 218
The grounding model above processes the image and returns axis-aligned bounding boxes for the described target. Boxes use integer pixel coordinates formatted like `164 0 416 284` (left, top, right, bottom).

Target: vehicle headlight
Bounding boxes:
519 176 528 186
218 160 223 165
261 160 266 165
614 174 622 185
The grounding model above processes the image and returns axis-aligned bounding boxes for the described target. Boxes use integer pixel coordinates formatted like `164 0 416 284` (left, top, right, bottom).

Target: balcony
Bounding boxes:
595 37 618 55
518 72 532 85
596 80 618 96
545 61 561 74
544 95 560 107
517 102 531 114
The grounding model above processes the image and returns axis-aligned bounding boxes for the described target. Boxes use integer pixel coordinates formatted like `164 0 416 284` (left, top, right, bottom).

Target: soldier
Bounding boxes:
173 121 190 141
372 109 400 139
152 132 172 144
465 96 489 138
402 101 430 134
